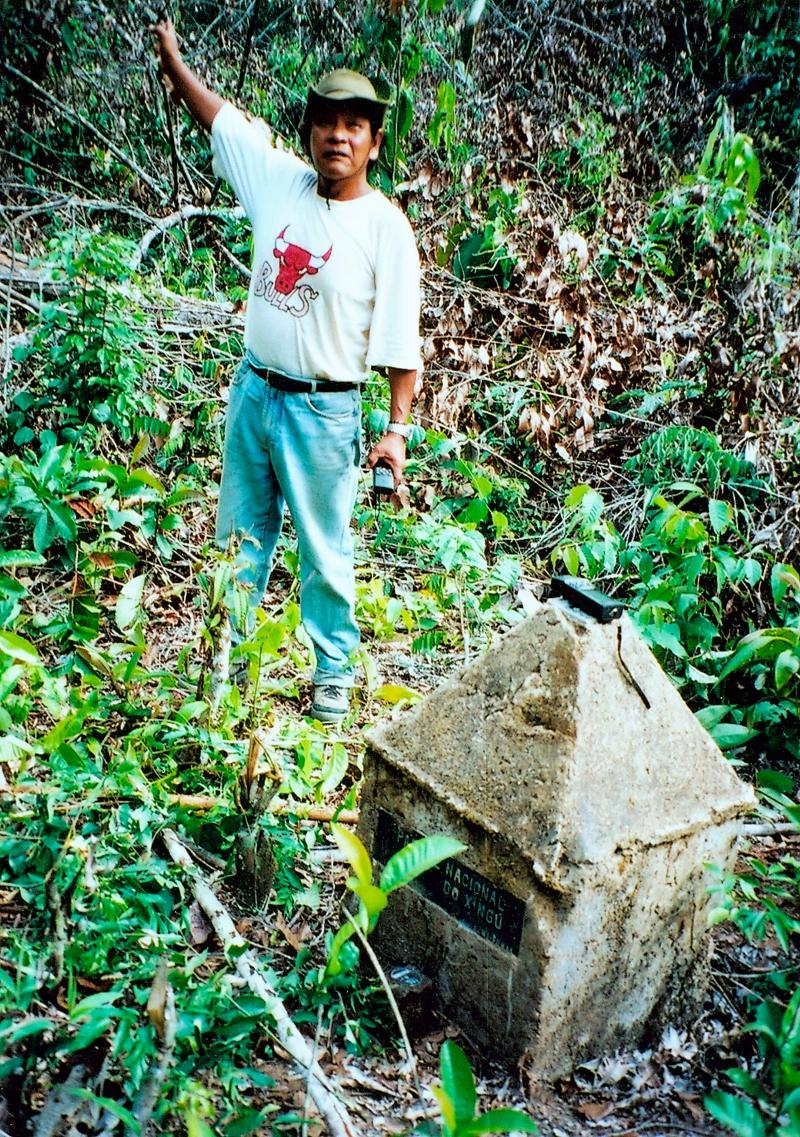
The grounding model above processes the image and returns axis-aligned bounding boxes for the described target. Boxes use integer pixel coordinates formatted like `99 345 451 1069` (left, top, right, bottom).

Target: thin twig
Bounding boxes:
1 61 166 199
161 81 181 205
208 0 264 206
271 804 360 825
346 916 423 1090
742 822 799 837
163 828 361 1137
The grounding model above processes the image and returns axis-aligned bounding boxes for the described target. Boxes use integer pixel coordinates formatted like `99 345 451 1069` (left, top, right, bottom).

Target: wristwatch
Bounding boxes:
386 421 413 439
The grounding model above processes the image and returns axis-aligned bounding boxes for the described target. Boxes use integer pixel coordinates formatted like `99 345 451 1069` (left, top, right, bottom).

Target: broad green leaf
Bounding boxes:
129 434 151 465
0 550 45 569
756 769 795 794
326 922 360 976
127 468 166 495
710 723 759 750
708 906 732 927
708 498 732 535
644 623 687 658
69 990 121 1019
349 880 388 925
0 630 40 665
318 742 349 796
48 501 77 542
696 704 733 730
439 1041 476 1130
380 835 467 894
783 1086 800 1110
725 1067 770 1103
115 573 146 632
564 483 594 509
771 564 800 607
741 558 762 586
107 507 143 530
2 1017 53 1043
775 650 800 690
721 632 771 677
186 1111 216 1137
33 510 50 554
331 824 372 886
224 1109 272 1137
431 1085 457 1137
561 544 581 575
704 1091 767 1137
374 683 423 706
462 1108 538 1135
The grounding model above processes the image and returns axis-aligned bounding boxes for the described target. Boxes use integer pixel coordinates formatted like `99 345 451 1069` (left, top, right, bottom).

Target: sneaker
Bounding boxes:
311 684 350 724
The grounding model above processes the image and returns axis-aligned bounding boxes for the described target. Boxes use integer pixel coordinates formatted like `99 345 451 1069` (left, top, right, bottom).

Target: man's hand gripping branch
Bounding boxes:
149 17 224 132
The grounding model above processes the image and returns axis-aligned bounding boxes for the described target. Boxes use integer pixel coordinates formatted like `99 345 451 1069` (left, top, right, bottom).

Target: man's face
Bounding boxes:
309 105 383 190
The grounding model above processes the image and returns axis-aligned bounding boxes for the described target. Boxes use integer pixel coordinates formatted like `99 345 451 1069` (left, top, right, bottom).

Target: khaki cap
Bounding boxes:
311 69 389 105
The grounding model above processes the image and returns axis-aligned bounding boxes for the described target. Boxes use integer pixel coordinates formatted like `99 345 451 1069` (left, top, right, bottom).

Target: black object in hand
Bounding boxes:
372 462 394 499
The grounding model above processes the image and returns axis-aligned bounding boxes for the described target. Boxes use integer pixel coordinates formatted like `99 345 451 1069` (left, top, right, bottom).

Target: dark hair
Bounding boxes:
299 91 386 156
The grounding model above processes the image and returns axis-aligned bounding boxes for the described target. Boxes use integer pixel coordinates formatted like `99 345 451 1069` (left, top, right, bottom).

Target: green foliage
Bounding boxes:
706 987 800 1137
551 476 799 763
444 185 524 289
423 1041 537 1137
648 108 796 288
700 0 800 179
356 428 525 656
624 426 767 501
709 766 800 959
11 230 152 442
546 111 620 225
325 825 466 977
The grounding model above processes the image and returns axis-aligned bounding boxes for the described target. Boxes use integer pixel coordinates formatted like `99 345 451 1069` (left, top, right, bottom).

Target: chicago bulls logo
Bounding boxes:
272 226 332 295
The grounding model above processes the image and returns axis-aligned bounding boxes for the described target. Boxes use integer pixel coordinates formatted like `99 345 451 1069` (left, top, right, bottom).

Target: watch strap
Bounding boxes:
386 421 413 439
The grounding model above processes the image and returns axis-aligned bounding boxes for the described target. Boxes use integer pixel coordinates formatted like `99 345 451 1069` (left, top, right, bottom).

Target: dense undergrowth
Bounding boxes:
1 1 800 1134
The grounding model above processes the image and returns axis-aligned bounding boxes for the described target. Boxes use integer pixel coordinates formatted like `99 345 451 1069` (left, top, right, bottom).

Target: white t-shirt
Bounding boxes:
211 102 421 384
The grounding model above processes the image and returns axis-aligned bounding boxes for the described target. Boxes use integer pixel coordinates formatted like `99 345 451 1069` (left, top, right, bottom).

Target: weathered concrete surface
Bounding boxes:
359 601 755 1076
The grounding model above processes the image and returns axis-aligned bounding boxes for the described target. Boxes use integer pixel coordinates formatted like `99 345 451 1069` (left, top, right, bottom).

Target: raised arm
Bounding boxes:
150 18 224 132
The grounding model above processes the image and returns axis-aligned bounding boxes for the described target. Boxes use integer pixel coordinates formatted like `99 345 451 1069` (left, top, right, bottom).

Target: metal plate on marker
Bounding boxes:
374 809 525 956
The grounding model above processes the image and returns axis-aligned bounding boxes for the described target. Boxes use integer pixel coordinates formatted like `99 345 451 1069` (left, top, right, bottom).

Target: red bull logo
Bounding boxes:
273 226 332 295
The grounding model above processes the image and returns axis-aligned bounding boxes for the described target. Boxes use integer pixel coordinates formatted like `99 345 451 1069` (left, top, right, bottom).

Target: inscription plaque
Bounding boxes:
374 809 525 955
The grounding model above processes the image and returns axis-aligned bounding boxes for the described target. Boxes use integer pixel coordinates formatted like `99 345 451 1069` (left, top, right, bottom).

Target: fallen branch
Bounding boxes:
271 803 360 825
0 785 358 824
133 203 245 268
742 821 800 838
167 792 223 810
162 828 361 1137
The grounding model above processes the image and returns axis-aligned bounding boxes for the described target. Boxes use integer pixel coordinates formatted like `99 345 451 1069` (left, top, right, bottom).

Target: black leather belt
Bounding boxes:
250 364 357 394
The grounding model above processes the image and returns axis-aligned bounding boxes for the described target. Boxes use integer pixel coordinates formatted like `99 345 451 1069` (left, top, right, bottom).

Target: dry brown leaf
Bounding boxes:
67 498 97 519
275 911 309 954
558 230 590 271
188 899 213 946
577 1100 616 1120
147 957 170 1039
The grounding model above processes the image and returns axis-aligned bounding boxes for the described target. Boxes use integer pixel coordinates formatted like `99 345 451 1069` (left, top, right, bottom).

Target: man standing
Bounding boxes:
151 21 421 722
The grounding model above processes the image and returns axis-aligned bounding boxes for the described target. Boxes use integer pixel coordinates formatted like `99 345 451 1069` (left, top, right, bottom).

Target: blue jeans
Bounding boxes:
216 355 361 688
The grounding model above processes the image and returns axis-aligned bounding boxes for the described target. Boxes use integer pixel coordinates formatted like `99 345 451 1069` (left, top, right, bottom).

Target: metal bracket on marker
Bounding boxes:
549 575 624 623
